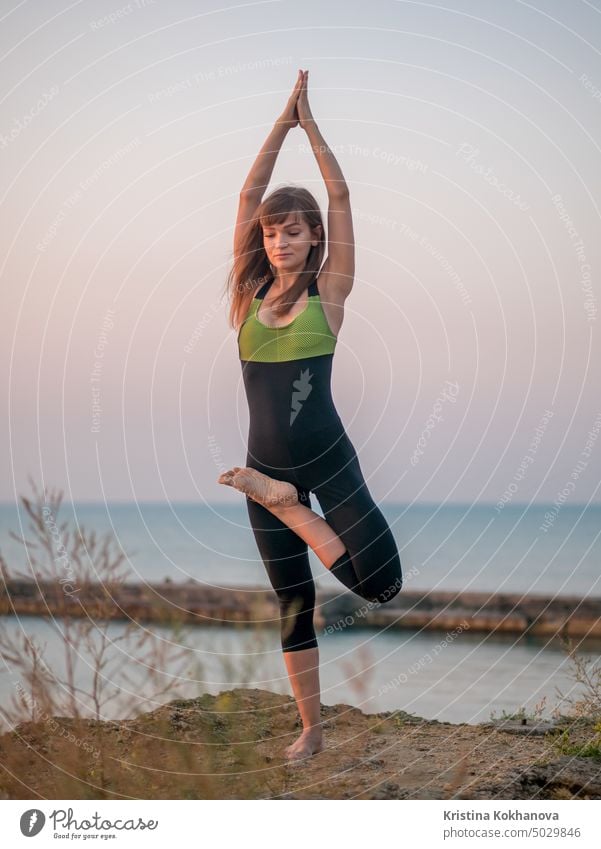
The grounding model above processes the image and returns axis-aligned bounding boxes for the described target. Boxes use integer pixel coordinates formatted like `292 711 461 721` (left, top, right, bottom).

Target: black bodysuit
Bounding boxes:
237 274 403 652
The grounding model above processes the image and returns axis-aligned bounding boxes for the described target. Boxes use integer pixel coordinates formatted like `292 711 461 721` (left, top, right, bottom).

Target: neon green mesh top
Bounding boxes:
238 276 337 363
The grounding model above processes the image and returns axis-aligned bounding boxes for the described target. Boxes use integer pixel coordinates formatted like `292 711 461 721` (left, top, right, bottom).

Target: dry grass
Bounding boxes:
0 477 275 798
553 634 601 721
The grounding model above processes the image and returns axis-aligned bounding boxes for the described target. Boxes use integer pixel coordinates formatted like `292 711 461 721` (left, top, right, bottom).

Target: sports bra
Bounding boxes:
237 275 337 363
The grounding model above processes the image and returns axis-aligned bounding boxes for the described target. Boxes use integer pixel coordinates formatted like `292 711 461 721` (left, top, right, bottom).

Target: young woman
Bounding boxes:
218 70 403 762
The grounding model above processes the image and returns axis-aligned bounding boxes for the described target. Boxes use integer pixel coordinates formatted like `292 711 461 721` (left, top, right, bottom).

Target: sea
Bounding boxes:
0 501 599 726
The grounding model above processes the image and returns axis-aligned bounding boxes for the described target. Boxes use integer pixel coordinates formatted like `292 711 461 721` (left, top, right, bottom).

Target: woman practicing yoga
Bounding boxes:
218 69 403 761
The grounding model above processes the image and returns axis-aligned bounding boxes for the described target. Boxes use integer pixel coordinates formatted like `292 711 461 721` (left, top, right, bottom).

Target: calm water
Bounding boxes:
1 501 599 596
0 615 597 726
1 501 599 724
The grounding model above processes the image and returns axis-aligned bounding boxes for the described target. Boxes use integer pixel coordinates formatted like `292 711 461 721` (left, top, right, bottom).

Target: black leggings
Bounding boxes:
245 423 403 653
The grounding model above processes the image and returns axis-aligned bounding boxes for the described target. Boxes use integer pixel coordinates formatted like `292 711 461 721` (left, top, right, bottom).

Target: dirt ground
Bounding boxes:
1 687 600 799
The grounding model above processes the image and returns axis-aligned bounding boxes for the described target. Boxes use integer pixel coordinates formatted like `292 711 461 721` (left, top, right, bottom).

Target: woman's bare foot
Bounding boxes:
284 727 324 762
218 466 298 508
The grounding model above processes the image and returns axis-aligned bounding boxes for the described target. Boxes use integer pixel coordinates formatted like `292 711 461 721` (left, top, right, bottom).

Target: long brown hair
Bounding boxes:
224 185 325 331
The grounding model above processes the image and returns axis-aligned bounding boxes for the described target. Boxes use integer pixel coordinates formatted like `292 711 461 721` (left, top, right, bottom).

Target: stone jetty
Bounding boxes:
1 577 599 639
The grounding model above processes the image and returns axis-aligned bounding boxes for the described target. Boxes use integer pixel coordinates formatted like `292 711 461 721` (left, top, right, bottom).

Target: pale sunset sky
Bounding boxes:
1 0 600 505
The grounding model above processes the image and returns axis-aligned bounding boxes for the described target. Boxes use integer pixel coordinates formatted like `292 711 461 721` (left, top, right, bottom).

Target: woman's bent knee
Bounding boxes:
360 570 403 604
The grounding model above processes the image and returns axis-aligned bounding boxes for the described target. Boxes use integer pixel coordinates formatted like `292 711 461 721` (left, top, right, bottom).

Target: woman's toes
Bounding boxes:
218 467 298 507
233 468 298 507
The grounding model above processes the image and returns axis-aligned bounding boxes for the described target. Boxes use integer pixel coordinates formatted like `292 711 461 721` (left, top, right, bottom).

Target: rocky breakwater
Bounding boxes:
1 577 599 639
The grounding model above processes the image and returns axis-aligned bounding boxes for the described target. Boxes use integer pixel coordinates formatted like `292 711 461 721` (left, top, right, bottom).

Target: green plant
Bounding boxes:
393 709 419 727
551 720 601 760
489 697 547 724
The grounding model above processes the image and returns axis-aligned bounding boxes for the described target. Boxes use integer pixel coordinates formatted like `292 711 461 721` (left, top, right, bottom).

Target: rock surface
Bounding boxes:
1 688 599 799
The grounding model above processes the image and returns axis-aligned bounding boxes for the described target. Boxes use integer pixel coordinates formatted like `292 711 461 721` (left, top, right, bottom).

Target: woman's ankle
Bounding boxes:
300 723 323 734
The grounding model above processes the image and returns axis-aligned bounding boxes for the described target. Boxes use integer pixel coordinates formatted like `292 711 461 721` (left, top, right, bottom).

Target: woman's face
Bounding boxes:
262 213 319 272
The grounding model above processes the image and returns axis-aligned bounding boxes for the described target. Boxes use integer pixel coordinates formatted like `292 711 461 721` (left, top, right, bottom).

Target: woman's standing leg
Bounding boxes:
245 492 324 759
282 646 323 760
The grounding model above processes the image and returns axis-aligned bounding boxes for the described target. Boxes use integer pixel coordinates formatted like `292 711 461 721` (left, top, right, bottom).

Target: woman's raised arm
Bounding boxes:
296 70 349 200
233 71 304 260
297 70 354 299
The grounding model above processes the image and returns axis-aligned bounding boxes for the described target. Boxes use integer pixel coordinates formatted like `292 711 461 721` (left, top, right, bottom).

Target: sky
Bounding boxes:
1 0 600 506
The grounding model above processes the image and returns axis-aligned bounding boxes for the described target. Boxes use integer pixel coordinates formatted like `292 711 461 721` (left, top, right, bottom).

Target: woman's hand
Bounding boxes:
297 70 315 130
275 70 304 129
